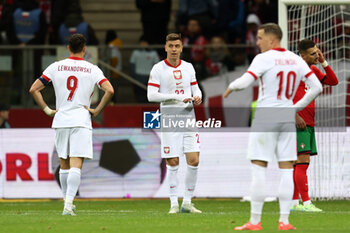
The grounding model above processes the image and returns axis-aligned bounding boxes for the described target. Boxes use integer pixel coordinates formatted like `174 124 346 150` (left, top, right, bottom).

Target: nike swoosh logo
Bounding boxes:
176 82 182 85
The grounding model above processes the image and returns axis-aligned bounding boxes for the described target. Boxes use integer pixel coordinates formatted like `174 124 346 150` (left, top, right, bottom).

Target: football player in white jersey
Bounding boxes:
224 23 322 231
29 34 114 216
147 33 202 214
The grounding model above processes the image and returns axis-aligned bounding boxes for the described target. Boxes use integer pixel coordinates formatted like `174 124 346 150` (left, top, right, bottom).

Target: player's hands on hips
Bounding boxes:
84 106 99 118
295 113 306 130
193 96 202 105
223 88 232 98
43 106 57 117
49 110 57 117
317 48 325 63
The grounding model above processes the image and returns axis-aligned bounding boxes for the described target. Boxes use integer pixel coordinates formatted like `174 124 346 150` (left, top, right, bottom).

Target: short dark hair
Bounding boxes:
0 103 10 111
298 39 316 53
68 34 86 53
259 23 283 41
105 29 117 45
166 33 182 42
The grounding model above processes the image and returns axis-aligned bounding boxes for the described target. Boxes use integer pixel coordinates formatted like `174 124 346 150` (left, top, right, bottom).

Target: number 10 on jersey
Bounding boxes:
276 71 296 100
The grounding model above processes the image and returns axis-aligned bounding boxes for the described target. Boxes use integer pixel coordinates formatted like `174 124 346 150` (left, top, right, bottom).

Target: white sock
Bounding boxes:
292 199 299 206
183 165 198 205
65 167 81 207
59 169 69 199
278 168 294 224
64 199 73 210
303 200 312 206
279 214 289 224
250 164 267 225
166 165 179 207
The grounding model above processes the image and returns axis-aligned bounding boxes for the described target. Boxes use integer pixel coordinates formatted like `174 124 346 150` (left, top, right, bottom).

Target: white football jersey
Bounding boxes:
41 57 107 129
148 59 198 108
247 48 313 122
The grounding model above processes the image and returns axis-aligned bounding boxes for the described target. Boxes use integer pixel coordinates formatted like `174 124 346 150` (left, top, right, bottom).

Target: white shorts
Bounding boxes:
247 122 297 162
55 127 93 159
161 132 200 158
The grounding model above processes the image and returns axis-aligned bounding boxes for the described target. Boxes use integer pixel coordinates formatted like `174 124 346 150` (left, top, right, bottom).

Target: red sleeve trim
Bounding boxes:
42 74 51 81
305 71 314 78
191 81 198 85
148 83 160 88
98 78 108 86
246 71 258 80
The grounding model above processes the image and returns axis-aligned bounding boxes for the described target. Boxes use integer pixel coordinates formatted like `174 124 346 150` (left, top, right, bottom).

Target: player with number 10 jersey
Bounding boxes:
248 48 315 123
41 57 108 129
224 23 323 231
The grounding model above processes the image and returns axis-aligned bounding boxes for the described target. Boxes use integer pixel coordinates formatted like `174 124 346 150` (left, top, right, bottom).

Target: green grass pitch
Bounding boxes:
0 199 349 233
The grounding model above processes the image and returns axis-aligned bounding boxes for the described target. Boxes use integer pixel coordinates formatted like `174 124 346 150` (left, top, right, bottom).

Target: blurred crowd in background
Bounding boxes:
1 0 349 107
0 0 276 47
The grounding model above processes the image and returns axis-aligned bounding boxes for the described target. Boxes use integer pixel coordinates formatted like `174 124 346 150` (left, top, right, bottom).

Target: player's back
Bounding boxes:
249 48 313 122
44 57 105 129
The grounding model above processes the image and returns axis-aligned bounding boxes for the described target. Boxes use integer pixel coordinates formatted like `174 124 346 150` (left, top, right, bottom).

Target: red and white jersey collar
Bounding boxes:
164 59 182 68
272 48 287 52
68 56 84 60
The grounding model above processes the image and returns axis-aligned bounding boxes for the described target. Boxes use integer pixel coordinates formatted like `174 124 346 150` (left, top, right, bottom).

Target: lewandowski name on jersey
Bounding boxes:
58 65 92 73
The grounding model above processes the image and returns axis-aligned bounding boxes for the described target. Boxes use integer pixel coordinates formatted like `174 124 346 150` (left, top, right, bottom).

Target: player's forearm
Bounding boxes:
191 85 202 99
147 92 182 102
29 80 56 116
323 65 338 85
294 75 322 111
147 87 182 102
294 91 319 112
228 73 255 91
30 90 47 110
95 87 114 115
29 79 47 109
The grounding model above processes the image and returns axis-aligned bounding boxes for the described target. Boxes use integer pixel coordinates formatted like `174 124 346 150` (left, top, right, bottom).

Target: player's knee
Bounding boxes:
166 158 179 166
187 158 199 167
297 154 310 163
69 157 84 169
60 158 70 169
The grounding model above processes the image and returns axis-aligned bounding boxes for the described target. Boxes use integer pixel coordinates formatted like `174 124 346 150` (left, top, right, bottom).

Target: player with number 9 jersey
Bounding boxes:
30 34 114 216
42 57 108 129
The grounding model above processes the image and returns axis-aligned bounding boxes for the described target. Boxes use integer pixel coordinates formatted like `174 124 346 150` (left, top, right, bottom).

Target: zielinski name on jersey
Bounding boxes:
58 65 92 73
143 110 221 130
275 59 297 66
